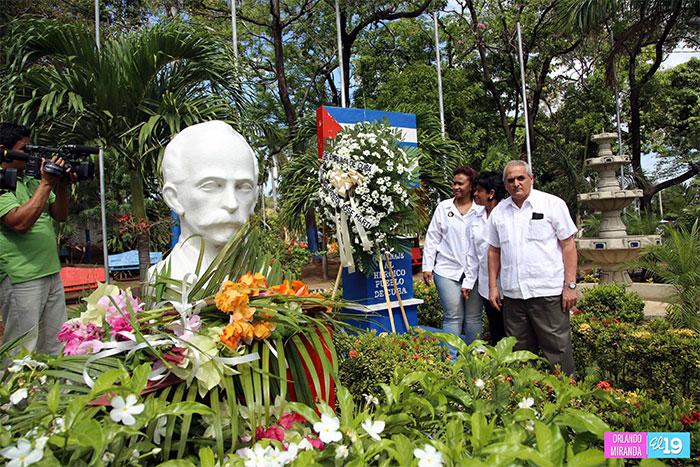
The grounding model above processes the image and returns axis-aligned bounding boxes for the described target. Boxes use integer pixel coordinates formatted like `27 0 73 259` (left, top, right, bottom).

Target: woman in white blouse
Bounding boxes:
422 166 484 358
460 171 507 346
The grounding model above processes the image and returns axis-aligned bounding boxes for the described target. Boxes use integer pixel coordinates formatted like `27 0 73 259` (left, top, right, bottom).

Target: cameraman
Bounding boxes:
0 123 76 355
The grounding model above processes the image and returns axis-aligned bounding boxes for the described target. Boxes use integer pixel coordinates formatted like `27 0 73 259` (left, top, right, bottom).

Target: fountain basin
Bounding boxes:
585 154 631 171
578 189 643 211
577 235 661 264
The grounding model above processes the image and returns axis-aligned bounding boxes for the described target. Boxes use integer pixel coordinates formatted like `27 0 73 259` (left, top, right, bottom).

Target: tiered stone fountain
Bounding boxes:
576 133 661 284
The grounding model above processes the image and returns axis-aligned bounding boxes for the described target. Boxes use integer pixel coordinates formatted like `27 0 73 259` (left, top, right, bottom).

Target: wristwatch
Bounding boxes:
564 281 577 289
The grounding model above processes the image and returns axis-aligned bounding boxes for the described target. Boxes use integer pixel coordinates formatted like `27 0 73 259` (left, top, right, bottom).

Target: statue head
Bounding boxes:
161 120 258 248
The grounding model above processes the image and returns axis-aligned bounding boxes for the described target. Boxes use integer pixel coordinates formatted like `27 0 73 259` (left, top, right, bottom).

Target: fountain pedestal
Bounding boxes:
576 133 660 284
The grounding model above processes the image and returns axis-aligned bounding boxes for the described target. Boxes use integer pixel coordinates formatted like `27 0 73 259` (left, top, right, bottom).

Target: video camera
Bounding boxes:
0 144 96 183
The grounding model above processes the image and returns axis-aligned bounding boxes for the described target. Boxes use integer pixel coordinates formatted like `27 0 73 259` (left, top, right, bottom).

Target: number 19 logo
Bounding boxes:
647 432 690 458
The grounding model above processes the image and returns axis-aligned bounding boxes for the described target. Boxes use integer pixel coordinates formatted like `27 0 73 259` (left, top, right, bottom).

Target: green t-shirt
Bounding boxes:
0 177 61 284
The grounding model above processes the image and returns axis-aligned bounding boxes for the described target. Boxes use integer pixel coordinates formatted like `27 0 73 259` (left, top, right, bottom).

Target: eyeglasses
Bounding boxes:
505 175 528 184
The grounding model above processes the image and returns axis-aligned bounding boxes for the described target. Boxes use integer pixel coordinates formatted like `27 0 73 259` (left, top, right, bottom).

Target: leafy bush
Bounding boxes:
576 282 645 324
571 315 700 404
258 214 311 277
413 280 443 328
245 335 615 466
637 221 700 331
334 329 451 402
579 384 700 463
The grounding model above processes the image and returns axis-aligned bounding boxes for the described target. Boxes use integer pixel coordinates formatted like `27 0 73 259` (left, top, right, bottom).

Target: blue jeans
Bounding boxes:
433 272 483 359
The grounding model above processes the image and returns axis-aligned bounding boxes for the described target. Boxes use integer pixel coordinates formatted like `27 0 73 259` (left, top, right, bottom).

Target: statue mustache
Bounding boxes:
190 215 247 229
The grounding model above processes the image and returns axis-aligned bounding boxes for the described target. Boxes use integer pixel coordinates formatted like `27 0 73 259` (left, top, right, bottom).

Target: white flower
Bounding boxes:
1 438 43 467
243 444 274 467
518 397 534 409
10 388 28 405
102 452 115 465
8 357 46 373
52 417 66 433
414 444 444 467
363 393 379 405
335 444 349 459
518 397 538 416
361 418 385 441
298 437 315 451
153 416 167 444
474 379 485 389
109 394 144 426
313 413 342 443
34 436 48 451
279 442 298 465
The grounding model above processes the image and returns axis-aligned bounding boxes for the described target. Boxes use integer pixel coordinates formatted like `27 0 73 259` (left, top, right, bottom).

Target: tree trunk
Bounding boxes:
129 168 151 282
270 0 298 144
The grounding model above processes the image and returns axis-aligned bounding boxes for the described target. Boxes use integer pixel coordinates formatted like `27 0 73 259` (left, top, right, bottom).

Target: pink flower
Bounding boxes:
305 436 324 450
277 412 306 430
57 321 105 355
173 314 201 341
76 339 104 354
255 425 285 442
349 350 358 358
98 291 143 322
162 347 187 365
108 314 133 336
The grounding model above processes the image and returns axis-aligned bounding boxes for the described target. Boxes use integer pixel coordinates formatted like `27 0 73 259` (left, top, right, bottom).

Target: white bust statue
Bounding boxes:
149 120 258 282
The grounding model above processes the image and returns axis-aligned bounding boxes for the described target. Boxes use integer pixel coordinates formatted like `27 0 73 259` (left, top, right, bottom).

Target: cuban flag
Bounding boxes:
316 106 417 158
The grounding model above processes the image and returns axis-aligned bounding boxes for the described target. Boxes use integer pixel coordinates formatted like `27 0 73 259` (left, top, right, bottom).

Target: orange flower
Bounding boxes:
230 304 256 323
252 321 274 340
270 280 292 295
220 321 255 349
270 279 319 298
215 281 250 313
238 272 268 296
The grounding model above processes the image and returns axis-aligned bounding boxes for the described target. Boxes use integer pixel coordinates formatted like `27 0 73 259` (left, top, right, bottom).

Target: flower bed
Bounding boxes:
572 315 700 405
334 329 451 402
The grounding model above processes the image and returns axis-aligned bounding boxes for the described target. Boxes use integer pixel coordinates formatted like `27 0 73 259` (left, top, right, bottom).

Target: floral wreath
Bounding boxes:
317 120 421 274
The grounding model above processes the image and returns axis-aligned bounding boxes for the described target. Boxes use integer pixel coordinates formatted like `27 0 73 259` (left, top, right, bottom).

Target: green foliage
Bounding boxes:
327 334 614 465
413 280 444 328
278 150 320 236
334 329 451 403
0 358 214 466
572 316 700 404
257 214 311 278
637 221 700 331
1 17 246 275
578 385 700 461
577 283 646 324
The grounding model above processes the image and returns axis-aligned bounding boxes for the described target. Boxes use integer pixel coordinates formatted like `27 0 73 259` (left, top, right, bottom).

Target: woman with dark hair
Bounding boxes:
461 171 507 346
422 166 484 359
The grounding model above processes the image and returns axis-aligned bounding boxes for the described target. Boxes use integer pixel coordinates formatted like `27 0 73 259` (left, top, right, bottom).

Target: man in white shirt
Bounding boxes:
486 160 578 376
